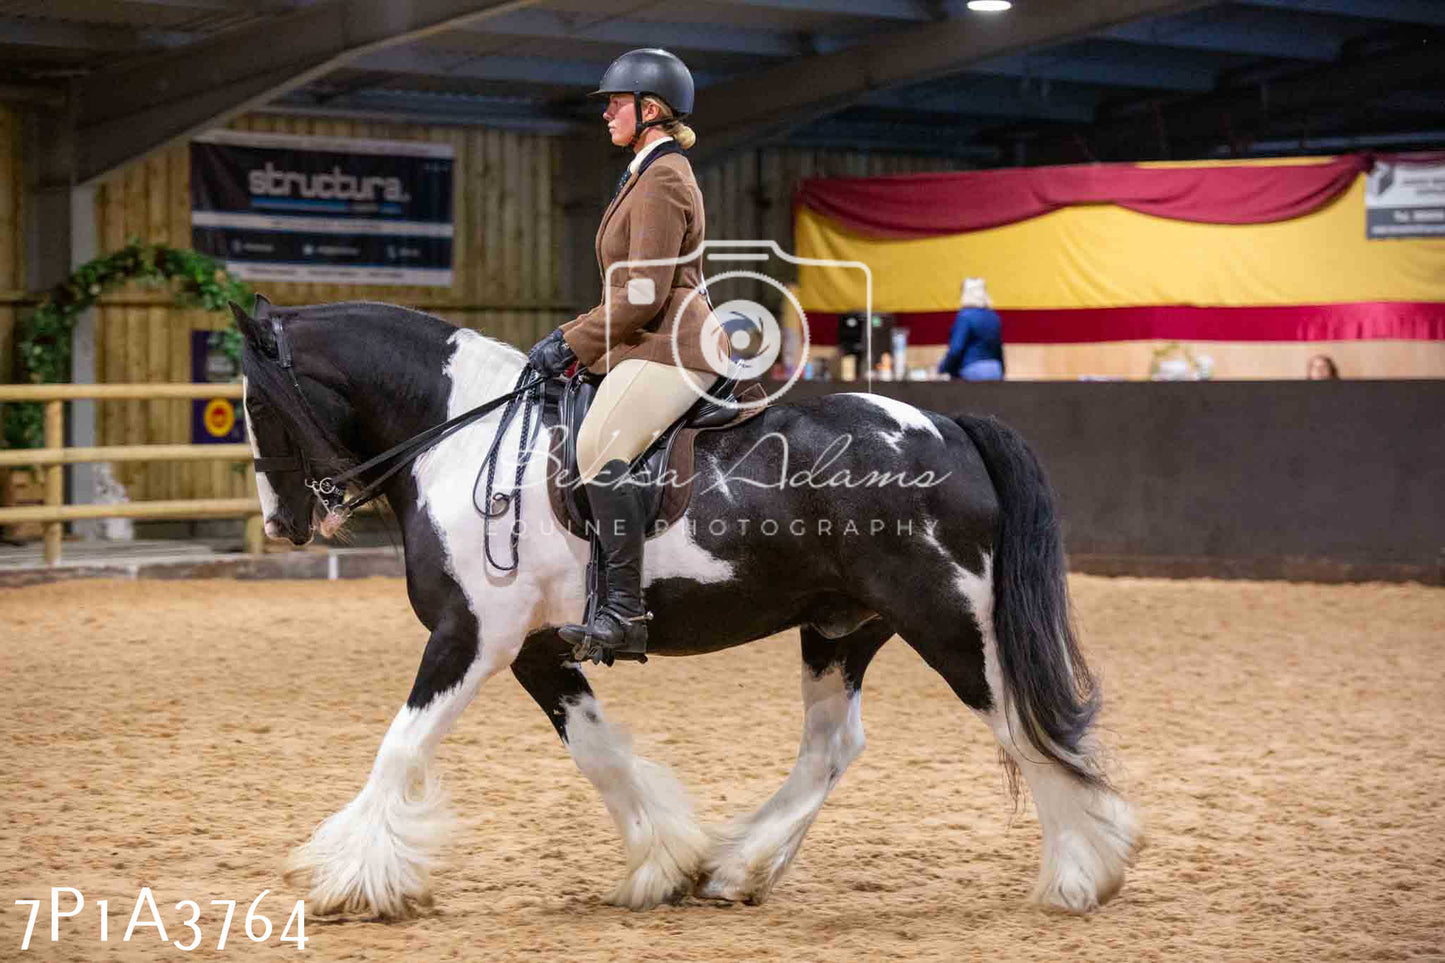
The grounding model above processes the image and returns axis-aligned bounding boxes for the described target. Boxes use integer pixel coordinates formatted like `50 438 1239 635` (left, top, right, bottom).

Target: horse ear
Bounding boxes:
253 293 272 319
229 299 275 356
228 299 254 333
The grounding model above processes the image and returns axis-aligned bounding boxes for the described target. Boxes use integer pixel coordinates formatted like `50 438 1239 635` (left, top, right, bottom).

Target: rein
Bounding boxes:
317 371 543 521
257 318 544 535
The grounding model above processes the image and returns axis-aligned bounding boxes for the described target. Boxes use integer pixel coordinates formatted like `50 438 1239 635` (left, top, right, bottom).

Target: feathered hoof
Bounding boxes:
283 780 453 921
604 832 706 910
605 833 703 910
599 756 708 910
1030 791 1144 914
606 869 695 911
693 872 768 906
693 824 777 906
283 859 435 920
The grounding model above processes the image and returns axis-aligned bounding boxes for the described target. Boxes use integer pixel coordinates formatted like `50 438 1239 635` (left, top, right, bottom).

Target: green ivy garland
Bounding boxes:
2 242 251 451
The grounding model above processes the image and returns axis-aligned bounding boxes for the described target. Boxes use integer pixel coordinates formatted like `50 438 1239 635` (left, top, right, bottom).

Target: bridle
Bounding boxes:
248 318 352 514
251 316 545 530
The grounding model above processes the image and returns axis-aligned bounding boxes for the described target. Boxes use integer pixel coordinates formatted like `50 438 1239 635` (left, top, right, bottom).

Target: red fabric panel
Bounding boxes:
795 156 1371 238
807 302 1445 346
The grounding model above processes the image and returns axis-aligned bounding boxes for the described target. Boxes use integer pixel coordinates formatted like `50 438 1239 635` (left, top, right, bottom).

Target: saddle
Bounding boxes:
542 371 768 539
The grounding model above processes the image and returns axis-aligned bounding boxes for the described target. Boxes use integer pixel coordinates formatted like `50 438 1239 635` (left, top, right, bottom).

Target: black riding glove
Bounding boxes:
527 328 577 379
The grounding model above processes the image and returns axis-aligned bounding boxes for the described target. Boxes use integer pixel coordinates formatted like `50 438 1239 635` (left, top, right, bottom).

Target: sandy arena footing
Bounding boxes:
2 575 1441 961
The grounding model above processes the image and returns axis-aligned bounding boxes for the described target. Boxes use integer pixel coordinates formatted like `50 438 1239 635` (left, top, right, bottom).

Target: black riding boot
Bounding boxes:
559 458 650 661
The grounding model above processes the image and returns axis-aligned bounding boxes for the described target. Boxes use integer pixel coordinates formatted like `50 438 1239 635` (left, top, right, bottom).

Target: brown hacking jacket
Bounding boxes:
561 151 722 376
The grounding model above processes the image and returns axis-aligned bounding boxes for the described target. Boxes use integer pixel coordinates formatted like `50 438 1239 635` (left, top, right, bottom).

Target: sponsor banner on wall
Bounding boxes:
190 130 455 284
1365 160 1445 239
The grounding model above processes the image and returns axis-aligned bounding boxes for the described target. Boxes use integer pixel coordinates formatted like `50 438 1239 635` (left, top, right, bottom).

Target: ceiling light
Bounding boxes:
967 1 1013 11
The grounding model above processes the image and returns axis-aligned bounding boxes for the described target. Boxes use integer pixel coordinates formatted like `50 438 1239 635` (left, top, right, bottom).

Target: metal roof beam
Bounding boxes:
1210 129 1445 155
1233 0 1445 26
0 16 193 50
968 49 1218 92
108 0 304 9
1028 33 1445 161
783 126 1000 159
864 86 1098 123
0 83 66 107
72 0 543 185
1099 15 1341 61
689 0 1220 167
711 0 934 21
461 8 801 57
265 90 577 132
346 48 616 87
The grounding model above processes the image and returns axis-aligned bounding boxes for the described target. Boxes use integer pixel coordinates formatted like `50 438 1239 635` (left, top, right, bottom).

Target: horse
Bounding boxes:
234 296 1141 920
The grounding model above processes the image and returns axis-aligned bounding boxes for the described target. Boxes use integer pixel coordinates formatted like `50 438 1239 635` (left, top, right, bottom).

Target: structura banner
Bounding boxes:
1365 159 1445 239
190 129 455 285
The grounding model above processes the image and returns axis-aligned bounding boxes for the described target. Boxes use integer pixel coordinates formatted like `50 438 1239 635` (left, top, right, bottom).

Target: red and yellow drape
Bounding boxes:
794 155 1445 347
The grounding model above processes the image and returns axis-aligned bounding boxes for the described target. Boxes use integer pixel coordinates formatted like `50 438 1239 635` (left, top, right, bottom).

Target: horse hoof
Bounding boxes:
1029 790 1143 914
284 772 453 921
606 872 694 910
694 870 768 906
694 878 744 903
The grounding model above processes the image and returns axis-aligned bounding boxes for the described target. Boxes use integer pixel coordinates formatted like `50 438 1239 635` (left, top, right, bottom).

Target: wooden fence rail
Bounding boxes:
0 383 260 565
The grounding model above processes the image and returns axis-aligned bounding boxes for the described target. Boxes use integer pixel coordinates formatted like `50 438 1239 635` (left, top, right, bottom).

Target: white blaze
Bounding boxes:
242 376 281 536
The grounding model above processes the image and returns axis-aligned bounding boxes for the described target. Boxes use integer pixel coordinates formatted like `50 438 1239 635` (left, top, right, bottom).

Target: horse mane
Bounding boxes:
279 300 527 363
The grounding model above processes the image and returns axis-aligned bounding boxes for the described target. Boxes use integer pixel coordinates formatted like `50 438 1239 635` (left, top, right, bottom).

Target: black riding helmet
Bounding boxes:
590 48 694 147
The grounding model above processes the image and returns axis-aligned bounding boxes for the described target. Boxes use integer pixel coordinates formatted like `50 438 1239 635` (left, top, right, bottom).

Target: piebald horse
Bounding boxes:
235 298 1140 919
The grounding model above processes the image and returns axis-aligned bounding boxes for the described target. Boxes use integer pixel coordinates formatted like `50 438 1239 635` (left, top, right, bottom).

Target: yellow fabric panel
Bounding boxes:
795 174 1445 312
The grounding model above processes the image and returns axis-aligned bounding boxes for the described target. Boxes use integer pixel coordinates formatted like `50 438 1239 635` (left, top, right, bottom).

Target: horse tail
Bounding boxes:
952 414 1105 789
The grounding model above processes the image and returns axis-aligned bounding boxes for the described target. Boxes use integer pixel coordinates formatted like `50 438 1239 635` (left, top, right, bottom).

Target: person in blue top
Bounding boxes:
938 277 1004 380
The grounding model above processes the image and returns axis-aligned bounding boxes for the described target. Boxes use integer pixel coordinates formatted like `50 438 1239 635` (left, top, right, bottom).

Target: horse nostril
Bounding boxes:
264 519 281 538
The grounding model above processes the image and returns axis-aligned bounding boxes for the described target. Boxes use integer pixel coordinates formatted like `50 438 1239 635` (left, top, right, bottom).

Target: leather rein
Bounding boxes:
254 318 545 535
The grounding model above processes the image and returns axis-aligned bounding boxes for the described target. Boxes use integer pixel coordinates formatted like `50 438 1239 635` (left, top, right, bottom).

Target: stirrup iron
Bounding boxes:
564 609 652 666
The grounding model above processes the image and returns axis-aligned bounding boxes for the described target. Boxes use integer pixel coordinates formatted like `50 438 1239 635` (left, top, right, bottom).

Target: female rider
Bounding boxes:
526 48 722 661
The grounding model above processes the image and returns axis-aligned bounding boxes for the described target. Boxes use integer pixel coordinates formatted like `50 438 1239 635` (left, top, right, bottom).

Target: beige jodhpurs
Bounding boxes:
575 359 706 483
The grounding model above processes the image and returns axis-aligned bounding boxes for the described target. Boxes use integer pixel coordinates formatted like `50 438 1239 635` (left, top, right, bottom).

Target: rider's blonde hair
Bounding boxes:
641 95 696 149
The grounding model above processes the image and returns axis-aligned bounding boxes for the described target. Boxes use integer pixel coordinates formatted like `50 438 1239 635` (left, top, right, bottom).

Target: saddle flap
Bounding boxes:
543 375 770 539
